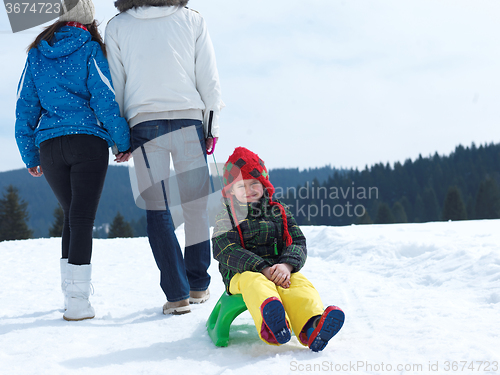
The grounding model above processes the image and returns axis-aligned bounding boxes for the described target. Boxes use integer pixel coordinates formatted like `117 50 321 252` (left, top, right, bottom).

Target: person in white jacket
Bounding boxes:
105 0 223 315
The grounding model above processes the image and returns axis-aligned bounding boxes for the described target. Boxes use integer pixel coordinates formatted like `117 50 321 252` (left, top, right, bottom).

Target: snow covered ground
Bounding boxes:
1 220 499 375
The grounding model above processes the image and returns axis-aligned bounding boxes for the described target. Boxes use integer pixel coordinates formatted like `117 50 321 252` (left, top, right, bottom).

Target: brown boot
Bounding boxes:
163 299 191 315
189 288 210 304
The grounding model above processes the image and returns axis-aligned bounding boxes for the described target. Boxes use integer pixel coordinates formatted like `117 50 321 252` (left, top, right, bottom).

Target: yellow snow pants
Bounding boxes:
229 271 324 346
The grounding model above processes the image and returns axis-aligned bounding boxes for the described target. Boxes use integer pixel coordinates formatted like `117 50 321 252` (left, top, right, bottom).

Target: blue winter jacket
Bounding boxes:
15 26 130 168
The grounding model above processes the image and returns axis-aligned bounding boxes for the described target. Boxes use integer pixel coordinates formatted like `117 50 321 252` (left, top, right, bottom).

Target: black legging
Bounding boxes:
40 135 108 265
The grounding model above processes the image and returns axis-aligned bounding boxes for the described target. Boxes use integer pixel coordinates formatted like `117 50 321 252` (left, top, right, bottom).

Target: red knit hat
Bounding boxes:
222 147 293 248
222 147 273 198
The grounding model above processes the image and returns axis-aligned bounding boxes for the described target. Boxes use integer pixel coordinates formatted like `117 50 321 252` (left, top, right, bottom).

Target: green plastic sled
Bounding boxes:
206 292 248 347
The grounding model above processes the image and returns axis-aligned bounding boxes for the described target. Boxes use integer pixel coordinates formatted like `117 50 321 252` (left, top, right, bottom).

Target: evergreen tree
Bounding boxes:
108 212 134 238
392 201 408 223
423 187 441 222
49 205 64 237
442 186 467 221
375 203 395 224
0 185 33 241
413 194 425 223
466 195 475 220
475 177 500 219
399 196 413 222
130 216 147 237
356 210 373 224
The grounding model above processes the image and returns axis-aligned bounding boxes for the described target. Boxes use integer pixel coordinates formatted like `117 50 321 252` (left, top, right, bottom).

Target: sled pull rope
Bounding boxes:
212 153 223 191
206 110 223 188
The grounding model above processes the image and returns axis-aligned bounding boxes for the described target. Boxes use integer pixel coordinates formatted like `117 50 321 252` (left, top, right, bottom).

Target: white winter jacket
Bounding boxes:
105 6 223 136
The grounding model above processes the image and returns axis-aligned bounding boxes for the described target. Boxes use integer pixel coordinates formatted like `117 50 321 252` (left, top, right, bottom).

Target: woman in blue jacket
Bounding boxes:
15 0 131 321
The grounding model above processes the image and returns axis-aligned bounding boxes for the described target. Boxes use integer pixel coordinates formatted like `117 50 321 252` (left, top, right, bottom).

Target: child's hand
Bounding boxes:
269 263 293 289
261 267 273 281
262 266 289 288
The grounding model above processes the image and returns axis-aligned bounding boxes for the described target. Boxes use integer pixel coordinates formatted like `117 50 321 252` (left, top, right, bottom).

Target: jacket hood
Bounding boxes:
37 26 91 59
114 0 188 13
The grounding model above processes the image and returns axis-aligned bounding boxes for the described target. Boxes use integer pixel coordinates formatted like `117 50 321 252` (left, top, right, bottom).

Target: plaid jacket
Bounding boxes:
212 196 307 293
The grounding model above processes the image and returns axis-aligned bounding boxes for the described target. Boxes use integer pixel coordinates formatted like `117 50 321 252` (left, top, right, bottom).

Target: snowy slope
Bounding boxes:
1 220 499 375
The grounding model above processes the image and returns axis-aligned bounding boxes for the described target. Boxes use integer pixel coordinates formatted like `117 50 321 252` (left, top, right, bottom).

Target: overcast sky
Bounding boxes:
1 0 499 173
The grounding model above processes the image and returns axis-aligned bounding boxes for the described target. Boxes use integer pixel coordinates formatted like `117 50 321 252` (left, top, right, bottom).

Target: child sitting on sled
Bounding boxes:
212 147 345 351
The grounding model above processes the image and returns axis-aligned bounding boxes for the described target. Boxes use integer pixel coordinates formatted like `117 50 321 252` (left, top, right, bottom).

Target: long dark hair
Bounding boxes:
27 20 106 56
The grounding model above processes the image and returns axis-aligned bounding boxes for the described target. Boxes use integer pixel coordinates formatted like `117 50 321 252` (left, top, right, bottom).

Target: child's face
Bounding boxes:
230 179 264 203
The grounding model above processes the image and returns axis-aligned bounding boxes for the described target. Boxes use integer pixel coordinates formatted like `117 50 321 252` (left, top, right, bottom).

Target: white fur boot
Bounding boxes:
60 258 68 310
63 263 95 321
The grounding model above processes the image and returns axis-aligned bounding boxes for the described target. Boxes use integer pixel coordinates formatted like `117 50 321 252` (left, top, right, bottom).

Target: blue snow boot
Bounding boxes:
307 306 345 352
260 297 291 345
